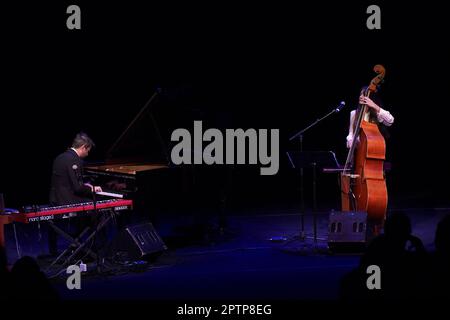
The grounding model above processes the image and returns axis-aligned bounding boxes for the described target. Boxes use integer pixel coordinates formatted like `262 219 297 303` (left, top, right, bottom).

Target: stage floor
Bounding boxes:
3 207 448 300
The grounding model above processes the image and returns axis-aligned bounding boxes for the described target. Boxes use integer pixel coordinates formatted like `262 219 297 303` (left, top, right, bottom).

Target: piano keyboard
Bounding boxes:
19 199 133 223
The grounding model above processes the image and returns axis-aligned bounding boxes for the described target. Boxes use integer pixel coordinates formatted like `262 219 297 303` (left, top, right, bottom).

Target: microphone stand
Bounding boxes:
92 191 101 273
288 103 344 247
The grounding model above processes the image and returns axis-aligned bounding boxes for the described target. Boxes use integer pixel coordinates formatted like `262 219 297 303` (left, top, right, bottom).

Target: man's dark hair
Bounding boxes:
72 132 95 149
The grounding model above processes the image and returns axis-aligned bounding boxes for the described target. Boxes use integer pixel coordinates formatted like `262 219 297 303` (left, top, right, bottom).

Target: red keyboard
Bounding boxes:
16 199 133 223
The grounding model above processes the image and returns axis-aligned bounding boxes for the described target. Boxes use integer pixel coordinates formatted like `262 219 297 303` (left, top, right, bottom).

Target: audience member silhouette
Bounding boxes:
430 214 450 299
9 256 59 300
0 247 11 299
340 212 429 300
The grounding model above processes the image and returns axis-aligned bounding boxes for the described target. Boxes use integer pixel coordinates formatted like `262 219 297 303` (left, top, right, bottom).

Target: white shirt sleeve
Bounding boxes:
347 107 393 148
377 107 394 126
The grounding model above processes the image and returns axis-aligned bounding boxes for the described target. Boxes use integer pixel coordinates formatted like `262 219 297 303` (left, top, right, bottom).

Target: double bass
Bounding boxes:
340 65 388 232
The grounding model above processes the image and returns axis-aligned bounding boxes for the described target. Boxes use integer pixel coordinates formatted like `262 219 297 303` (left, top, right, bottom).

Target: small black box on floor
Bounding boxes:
113 222 167 261
328 211 367 253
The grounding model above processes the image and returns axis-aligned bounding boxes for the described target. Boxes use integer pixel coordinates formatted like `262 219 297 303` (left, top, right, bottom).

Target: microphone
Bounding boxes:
335 101 346 112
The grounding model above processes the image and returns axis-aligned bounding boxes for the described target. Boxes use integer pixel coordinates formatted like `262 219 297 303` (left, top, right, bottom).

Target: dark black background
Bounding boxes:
2 1 449 211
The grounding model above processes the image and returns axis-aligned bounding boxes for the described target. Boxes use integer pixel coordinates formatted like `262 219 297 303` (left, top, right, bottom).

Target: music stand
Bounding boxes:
286 151 341 246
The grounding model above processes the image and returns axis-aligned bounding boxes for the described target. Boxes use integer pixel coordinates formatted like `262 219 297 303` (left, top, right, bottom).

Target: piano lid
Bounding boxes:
103 89 171 166
85 163 168 175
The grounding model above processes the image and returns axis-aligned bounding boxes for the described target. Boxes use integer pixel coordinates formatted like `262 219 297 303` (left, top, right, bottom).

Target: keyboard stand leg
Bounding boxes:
61 212 112 267
47 221 97 268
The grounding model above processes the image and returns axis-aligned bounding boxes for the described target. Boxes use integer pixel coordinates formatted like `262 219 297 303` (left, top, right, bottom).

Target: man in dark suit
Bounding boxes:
48 132 102 256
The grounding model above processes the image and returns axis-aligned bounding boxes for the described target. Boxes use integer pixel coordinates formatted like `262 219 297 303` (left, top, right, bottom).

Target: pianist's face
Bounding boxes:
79 145 91 159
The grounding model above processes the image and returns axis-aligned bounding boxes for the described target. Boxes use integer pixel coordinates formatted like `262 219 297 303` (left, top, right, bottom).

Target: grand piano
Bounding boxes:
84 89 186 217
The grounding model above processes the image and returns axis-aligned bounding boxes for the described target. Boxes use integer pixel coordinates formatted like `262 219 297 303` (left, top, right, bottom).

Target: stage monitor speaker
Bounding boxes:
114 222 167 261
328 211 367 253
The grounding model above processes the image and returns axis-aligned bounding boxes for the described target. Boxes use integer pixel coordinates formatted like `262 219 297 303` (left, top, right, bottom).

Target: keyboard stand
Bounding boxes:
47 222 97 268
46 209 115 270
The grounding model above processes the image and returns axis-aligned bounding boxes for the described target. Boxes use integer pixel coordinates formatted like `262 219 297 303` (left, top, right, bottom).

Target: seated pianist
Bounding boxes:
48 132 102 256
